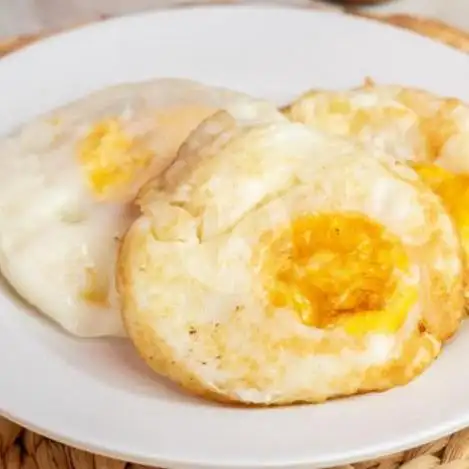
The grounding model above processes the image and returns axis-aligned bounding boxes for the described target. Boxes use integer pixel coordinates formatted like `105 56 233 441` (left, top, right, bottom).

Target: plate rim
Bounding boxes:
1 3 468 69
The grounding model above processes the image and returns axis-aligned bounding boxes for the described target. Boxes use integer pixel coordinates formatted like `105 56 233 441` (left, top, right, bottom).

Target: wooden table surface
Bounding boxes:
1 0 469 39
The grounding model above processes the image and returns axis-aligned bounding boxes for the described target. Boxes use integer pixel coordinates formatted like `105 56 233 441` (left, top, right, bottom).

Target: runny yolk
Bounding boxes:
77 118 154 200
261 213 416 336
412 163 469 266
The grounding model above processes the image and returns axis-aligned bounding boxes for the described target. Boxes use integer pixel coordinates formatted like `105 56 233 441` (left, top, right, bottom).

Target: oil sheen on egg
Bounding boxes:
0 79 284 337
284 82 469 303
118 117 464 405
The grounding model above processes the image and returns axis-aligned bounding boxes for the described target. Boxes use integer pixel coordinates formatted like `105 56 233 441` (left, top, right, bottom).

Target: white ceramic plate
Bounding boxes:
1 5 469 469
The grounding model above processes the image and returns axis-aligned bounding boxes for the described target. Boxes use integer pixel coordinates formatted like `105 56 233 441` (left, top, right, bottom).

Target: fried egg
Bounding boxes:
118 116 463 404
284 82 469 302
0 79 283 337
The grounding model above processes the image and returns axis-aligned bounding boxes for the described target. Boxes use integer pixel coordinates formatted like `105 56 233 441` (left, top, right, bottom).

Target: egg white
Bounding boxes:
284 83 469 169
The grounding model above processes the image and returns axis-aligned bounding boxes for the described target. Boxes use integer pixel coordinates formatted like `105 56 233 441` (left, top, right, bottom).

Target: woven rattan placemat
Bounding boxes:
1 5 469 469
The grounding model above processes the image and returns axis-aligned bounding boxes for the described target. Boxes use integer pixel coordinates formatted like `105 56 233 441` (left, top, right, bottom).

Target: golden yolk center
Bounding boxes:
413 163 469 263
262 213 415 335
77 118 154 199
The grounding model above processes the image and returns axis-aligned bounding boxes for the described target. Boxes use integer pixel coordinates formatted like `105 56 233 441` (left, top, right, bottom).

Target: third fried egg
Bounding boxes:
284 82 469 301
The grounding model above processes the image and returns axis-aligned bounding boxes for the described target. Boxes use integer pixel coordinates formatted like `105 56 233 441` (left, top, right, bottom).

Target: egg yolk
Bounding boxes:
412 163 469 266
77 118 154 199
262 213 416 336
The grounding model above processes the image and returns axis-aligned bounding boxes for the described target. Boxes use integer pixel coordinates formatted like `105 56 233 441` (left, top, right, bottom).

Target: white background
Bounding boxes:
1 0 469 39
